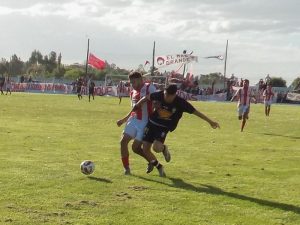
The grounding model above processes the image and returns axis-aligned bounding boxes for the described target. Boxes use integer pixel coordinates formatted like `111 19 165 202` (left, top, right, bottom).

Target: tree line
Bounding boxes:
0 50 299 89
0 50 130 81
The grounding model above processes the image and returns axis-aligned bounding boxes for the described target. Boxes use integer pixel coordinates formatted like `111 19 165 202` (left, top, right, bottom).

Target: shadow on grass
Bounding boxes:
261 132 300 140
87 176 113 183
134 175 300 214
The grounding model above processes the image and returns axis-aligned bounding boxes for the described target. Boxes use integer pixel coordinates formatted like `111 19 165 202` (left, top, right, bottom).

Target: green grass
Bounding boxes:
0 93 300 225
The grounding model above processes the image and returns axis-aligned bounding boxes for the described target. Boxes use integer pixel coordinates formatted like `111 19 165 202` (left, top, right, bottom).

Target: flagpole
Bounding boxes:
85 38 90 78
182 50 187 77
223 40 228 89
151 41 156 76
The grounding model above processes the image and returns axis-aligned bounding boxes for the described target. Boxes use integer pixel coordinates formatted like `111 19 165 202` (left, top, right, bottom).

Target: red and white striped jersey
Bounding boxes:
117 81 125 94
263 89 274 101
237 87 254 107
130 83 156 122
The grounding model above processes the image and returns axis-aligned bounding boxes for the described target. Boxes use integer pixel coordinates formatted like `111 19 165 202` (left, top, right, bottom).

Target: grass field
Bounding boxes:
0 93 300 225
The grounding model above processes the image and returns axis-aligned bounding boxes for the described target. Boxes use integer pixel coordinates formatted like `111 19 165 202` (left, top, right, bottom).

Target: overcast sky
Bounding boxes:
0 0 300 84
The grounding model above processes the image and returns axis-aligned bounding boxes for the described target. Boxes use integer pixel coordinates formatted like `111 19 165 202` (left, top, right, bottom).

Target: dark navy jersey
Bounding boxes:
149 91 196 132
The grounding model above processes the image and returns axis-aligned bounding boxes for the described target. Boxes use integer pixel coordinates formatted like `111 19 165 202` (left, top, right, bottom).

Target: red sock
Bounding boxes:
121 156 129 169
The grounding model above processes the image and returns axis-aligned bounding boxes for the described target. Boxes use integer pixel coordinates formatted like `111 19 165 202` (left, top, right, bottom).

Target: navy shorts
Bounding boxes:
143 121 169 144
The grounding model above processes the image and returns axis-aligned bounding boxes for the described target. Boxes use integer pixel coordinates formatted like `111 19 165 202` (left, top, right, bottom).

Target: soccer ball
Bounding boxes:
80 160 95 175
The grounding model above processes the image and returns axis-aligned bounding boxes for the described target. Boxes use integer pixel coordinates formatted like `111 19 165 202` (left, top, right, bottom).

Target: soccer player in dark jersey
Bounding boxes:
88 80 95 102
5 76 12 95
0 75 4 95
124 84 220 177
76 78 83 100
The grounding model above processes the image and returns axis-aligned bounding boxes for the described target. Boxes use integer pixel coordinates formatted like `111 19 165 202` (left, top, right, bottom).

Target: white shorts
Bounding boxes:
238 105 250 117
264 100 272 106
123 117 147 142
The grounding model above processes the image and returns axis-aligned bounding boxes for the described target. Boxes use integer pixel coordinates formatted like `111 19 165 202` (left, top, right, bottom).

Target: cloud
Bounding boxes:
0 0 300 84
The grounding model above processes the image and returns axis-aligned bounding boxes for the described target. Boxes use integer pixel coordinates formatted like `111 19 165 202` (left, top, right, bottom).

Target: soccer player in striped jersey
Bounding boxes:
231 79 257 132
117 81 125 104
263 84 274 116
124 84 220 177
116 72 156 175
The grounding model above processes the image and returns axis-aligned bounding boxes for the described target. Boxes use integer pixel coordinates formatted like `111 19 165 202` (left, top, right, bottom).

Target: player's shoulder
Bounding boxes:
150 90 163 98
143 82 155 88
175 95 189 105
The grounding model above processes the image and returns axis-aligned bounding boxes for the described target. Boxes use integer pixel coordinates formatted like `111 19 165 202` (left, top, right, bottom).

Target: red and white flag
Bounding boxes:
88 53 106 70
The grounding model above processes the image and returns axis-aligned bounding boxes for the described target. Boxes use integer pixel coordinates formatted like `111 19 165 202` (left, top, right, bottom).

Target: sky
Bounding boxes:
0 0 300 84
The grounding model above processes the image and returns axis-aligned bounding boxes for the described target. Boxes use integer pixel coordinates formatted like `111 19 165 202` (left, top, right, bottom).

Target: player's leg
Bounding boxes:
77 88 81 100
131 123 149 161
267 102 271 116
143 141 165 177
264 103 268 116
142 125 158 163
120 133 133 175
132 140 148 161
241 106 249 132
238 106 243 120
142 123 166 177
153 135 171 163
241 115 247 132
120 118 137 175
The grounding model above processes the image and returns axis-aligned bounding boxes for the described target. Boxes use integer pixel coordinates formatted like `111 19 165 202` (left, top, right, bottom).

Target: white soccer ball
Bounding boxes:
80 160 95 175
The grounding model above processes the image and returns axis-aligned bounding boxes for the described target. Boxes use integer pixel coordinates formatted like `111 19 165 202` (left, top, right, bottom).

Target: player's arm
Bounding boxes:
181 98 220 129
116 95 151 127
134 95 150 109
116 111 132 127
250 91 257 103
193 110 220 129
230 90 239 102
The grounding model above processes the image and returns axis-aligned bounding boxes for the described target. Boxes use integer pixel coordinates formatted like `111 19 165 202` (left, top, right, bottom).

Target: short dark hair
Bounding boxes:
128 71 142 79
244 79 249 83
165 84 177 95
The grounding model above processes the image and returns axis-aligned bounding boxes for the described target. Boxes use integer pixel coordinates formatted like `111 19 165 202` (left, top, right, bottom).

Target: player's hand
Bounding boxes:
117 119 125 127
210 121 220 129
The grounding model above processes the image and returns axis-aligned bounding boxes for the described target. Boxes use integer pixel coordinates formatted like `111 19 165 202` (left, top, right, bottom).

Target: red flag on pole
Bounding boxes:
88 53 105 70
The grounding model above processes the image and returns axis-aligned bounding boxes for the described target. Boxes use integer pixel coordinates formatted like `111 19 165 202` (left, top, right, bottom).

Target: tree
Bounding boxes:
199 72 223 84
49 51 57 64
46 51 57 73
269 77 287 87
27 64 46 77
52 66 66 79
291 77 300 90
0 58 9 75
64 68 84 80
57 53 62 69
9 54 25 75
29 50 43 65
